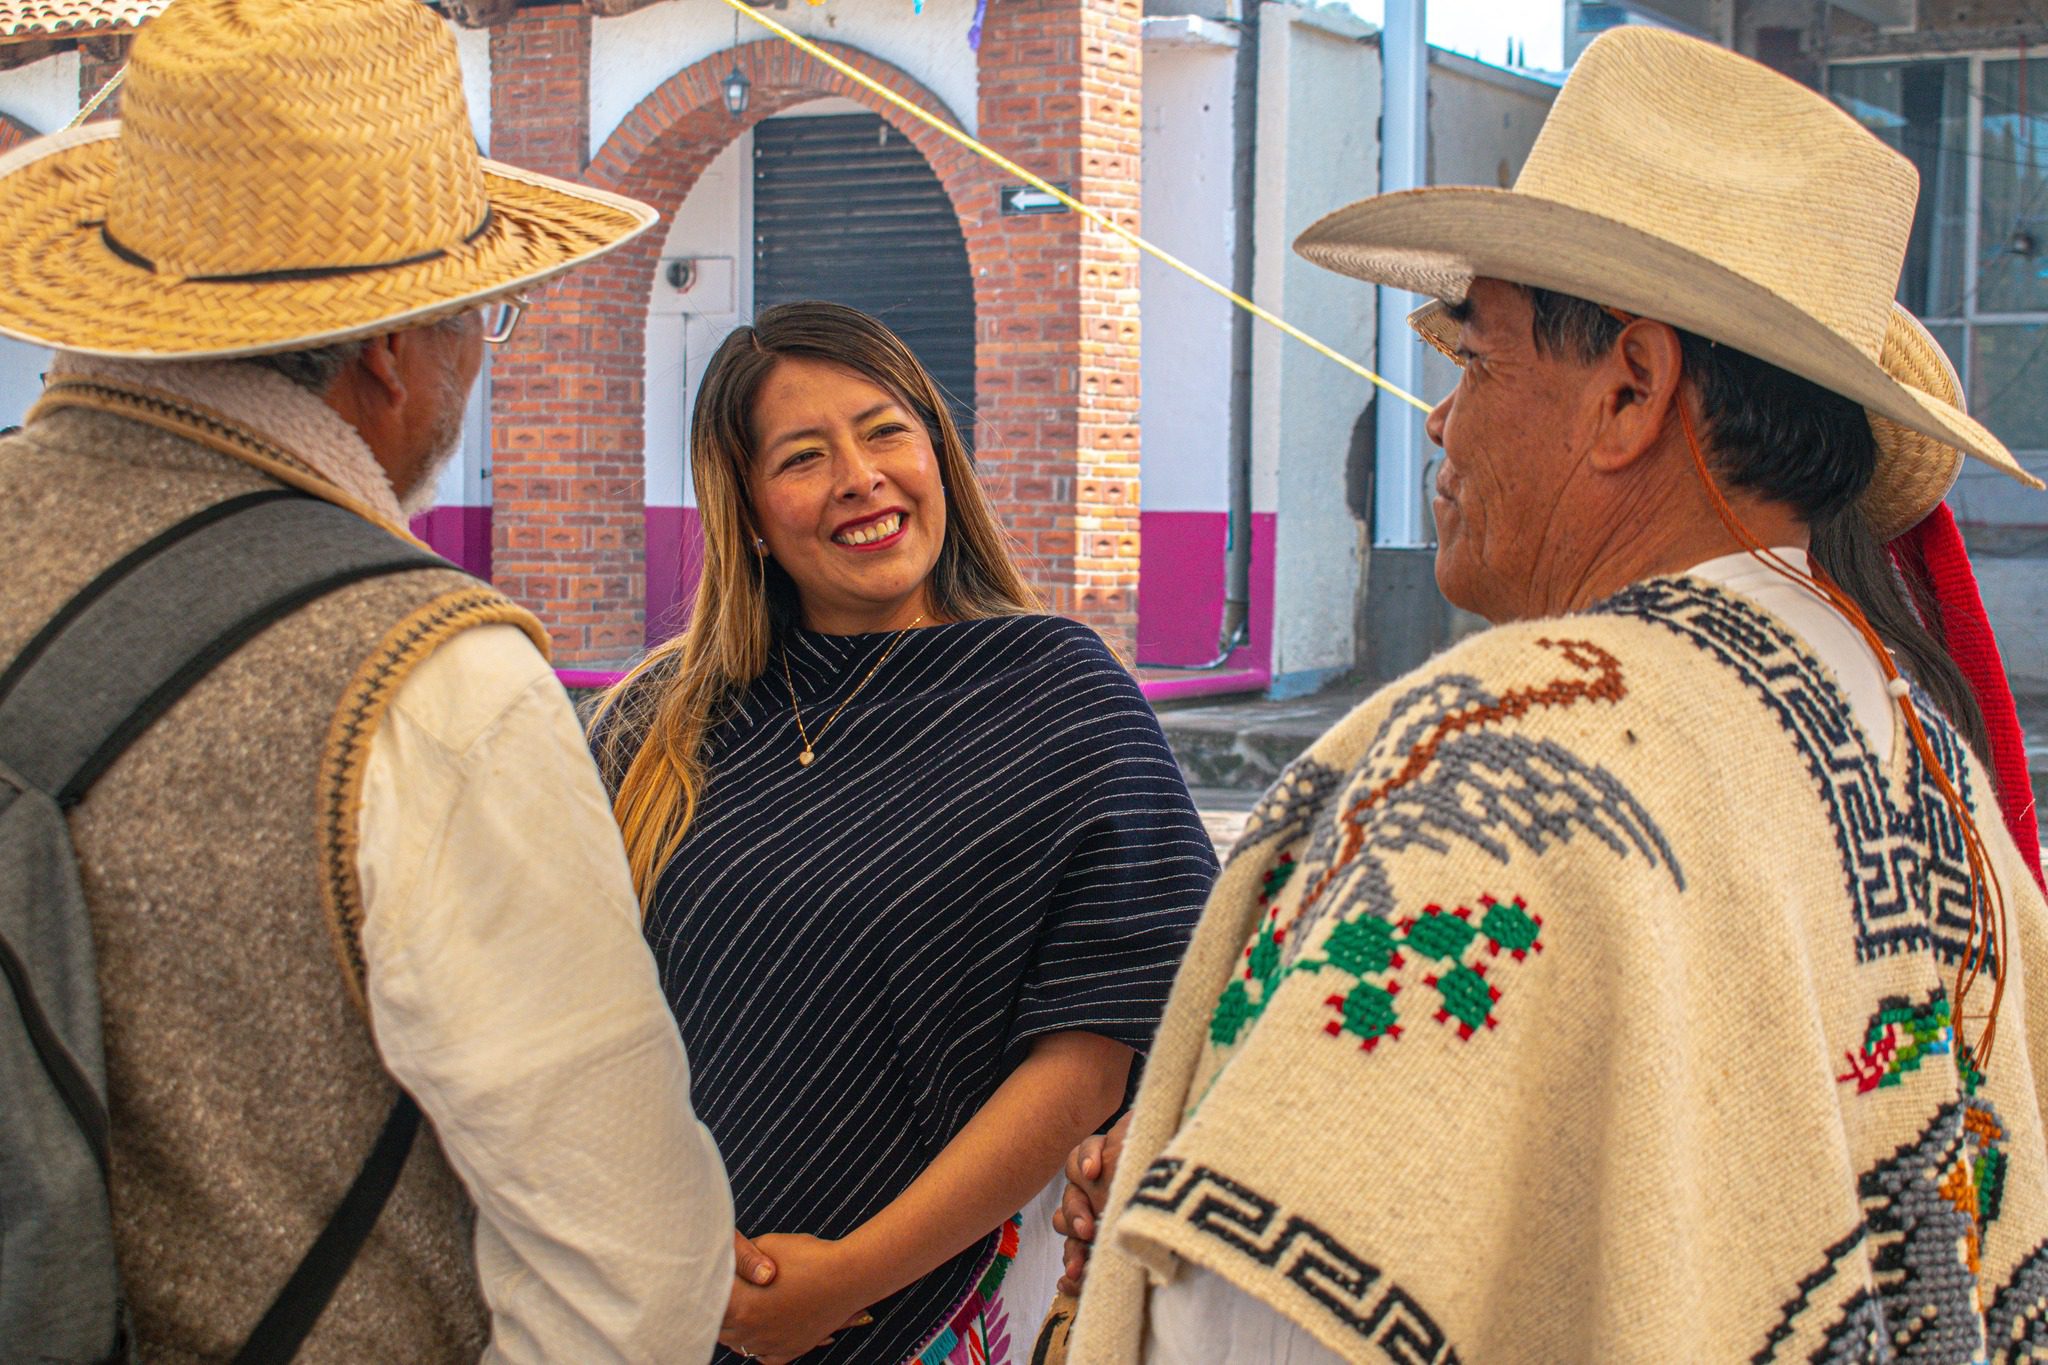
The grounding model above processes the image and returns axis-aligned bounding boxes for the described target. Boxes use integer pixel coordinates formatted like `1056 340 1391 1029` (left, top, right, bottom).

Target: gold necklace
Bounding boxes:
779 614 925 768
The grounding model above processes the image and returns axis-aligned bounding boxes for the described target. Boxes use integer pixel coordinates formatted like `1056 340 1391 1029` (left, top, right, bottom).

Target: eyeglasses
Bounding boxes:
482 293 529 346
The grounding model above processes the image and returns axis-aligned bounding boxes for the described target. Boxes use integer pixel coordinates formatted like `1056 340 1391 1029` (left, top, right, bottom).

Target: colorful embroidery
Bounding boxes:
915 1215 1022 1365
1211 892 1545 1053
1208 854 1300 1046
1836 992 1954 1094
1227 760 1346 868
1278 640 1683 957
1758 1094 2016 1362
1131 1159 1463 1363
1318 896 1544 1048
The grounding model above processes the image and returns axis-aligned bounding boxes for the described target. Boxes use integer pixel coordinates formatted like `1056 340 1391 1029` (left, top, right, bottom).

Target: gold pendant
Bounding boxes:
799 749 815 767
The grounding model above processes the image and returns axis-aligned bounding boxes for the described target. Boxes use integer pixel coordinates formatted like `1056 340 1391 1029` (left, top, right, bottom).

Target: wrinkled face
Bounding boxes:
748 355 947 634
1423 278 1599 623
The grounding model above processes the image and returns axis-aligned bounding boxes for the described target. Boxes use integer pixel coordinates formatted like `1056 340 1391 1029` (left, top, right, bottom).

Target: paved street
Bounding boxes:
1190 785 1258 857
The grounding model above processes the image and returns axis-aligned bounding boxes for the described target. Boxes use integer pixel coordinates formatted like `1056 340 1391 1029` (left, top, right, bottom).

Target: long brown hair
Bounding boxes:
591 301 1041 907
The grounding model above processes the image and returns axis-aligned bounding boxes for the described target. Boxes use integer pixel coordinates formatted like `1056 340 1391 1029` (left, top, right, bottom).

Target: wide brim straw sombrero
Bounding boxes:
1294 25 2044 541
0 0 657 361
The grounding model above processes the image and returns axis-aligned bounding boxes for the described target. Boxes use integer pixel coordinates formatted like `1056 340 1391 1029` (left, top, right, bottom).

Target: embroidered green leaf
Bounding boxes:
1211 979 1256 1047
1433 964 1496 1033
1247 919 1284 983
1405 907 1477 962
1479 895 1541 956
1324 915 1401 977
1336 980 1401 1044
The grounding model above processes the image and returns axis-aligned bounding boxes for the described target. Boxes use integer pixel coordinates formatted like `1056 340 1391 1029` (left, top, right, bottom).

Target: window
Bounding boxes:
1830 54 2048 525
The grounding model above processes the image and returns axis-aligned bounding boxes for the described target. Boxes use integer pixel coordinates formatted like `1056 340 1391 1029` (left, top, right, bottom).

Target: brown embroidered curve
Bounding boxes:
1297 637 1627 918
30 378 423 546
317 587 550 1018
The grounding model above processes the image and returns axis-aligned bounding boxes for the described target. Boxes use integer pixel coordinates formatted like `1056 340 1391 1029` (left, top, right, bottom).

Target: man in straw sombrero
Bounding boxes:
1054 25 2048 1365
0 0 733 1361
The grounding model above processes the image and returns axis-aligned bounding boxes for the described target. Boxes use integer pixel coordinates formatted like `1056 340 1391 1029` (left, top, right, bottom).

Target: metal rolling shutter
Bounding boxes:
753 114 976 443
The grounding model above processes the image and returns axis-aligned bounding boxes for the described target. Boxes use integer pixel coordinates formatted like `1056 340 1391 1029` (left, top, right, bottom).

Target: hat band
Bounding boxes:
95 209 495 285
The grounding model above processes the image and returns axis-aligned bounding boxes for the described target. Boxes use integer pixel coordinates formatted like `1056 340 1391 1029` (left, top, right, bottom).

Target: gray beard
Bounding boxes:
397 373 470 519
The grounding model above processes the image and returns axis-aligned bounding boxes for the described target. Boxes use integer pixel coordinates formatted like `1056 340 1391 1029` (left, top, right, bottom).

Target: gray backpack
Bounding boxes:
0 491 450 1365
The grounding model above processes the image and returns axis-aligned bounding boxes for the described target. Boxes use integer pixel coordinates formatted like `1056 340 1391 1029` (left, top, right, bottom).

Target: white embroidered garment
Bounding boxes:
1078 574 2048 1365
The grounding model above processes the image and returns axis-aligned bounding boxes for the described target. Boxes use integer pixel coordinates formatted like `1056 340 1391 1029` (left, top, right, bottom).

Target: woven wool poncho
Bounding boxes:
1073 576 2048 1364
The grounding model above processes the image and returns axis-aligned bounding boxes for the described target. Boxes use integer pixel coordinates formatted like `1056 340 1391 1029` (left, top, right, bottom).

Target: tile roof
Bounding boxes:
0 1 168 41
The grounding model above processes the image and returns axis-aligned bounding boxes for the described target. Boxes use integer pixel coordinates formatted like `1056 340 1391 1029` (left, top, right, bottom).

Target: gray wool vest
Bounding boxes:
0 401 535 1362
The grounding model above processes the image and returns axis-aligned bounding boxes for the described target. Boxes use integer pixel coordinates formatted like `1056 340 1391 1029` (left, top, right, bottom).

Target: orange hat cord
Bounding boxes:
1669 384 2010 1072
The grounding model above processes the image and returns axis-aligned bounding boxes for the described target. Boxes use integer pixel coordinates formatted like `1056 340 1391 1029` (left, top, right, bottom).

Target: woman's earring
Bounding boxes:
753 536 766 554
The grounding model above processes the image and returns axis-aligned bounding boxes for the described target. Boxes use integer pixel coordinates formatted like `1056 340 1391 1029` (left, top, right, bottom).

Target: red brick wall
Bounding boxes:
976 0 1143 649
489 6 651 665
0 113 33 152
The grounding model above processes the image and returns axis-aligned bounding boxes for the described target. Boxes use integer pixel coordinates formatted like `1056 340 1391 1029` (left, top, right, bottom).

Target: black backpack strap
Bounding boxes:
0 493 454 1364
0 494 449 806
230 1094 421 1365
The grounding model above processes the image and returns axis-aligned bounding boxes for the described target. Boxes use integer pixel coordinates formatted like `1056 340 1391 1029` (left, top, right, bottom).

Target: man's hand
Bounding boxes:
718 1233 869 1363
733 1231 777 1288
1050 1111 1131 1295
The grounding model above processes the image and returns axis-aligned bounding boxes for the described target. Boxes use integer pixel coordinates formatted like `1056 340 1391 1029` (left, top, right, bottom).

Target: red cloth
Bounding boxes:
1890 503 2046 894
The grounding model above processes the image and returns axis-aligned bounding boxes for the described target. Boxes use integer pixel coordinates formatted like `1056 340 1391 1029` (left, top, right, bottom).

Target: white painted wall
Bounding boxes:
1428 50 1553 190
590 0 981 156
1252 1 1381 683
455 22 493 153
0 49 78 133
644 129 755 510
1138 24 1238 513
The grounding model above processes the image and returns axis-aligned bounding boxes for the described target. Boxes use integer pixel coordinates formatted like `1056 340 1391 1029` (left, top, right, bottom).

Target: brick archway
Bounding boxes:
488 1 1142 667
586 40 991 260
577 40 1003 641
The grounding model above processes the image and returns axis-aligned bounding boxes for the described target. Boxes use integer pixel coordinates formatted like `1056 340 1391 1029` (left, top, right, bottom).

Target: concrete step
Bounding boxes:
1159 687 1368 792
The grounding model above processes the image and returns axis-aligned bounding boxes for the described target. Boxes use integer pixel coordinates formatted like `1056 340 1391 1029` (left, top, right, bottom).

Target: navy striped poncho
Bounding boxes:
638 613 1216 1364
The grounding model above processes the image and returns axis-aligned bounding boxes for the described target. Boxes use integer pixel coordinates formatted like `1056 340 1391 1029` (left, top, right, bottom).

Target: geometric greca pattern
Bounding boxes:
1132 1158 1462 1364
1597 579 1982 968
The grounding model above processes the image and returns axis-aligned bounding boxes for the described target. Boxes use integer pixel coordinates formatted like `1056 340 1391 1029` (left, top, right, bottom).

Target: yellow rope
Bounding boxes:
67 8 1433 414
716 0 1434 414
68 67 124 129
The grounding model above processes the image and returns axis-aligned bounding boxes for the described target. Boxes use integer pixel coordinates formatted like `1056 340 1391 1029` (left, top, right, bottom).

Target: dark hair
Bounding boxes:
1809 502 1991 765
1521 287 1877 523
1521 288 1985 757
241 339 367 394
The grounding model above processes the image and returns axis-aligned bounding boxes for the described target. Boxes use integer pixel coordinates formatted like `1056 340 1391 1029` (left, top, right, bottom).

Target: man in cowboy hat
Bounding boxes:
0 0 731 1361
1058 25 2048 1365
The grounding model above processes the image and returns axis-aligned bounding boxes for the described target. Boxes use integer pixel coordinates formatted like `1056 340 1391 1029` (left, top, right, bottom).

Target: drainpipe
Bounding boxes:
1372 0 1429 549
1138 0 1260 670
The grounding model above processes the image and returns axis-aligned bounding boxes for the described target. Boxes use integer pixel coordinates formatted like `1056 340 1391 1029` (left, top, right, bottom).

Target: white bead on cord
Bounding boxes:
1887 677 1912 700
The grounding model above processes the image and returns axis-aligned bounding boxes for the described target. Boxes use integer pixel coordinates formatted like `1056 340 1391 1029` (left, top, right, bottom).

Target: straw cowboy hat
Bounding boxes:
0 0 657 360
1295 25 2045 540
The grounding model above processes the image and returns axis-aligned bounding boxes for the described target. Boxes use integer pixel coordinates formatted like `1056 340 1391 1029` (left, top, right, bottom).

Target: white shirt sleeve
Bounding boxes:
1143 1263 1348 1365
354 623 734 1365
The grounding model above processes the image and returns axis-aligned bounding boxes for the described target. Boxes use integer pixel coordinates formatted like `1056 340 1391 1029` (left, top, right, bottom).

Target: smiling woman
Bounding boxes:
589 302 1217 1365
